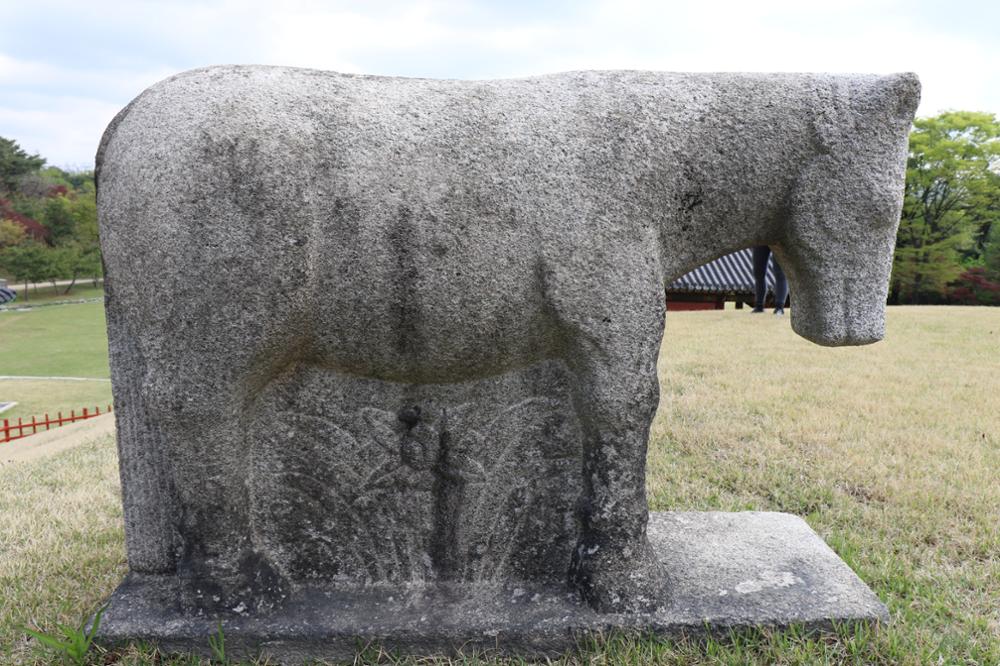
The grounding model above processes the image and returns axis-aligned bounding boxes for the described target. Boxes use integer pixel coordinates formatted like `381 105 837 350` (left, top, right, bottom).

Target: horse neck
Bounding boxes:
656 217 772 287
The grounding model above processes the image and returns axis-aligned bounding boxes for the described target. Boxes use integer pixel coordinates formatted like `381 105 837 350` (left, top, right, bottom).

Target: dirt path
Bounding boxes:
1 277 104 289
0 413 115 465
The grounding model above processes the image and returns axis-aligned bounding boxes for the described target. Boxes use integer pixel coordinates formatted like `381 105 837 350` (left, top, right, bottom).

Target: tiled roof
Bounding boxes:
667 248 777 294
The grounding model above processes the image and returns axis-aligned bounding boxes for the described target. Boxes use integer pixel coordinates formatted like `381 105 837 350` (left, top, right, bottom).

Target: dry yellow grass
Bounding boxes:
648 305 1000 661
0 305 997 664
0 437 125 665
0 379 113 423
0 413 116 466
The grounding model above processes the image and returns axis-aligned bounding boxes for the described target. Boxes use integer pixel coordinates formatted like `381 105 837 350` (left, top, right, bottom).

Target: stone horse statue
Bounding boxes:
97 67 918 623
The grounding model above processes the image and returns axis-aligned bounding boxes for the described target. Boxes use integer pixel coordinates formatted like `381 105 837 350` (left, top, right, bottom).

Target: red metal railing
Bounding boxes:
1 405 113 444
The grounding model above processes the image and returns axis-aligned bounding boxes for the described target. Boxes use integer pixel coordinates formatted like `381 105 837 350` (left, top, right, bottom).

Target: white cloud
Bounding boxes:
0 94 123 170
1 0 997 166
470 0 999 118
0 53 175 99
0 53 178 167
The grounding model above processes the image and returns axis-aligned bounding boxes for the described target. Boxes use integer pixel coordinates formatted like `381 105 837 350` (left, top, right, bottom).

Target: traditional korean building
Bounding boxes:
0 283 15 305
665 248 781 311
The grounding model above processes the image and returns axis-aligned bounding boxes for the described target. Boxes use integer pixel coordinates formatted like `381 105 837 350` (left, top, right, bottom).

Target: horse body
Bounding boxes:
98 67 918 612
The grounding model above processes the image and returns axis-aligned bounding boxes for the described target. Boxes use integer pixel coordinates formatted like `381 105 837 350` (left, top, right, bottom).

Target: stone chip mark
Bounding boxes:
734 571 804 594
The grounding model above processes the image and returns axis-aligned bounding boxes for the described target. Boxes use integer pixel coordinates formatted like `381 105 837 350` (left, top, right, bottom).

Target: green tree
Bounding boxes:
0 219 26 247
0 142 102 299
53 180 101 292
0 136 45 196
41 194 78 243
984 221 1000 280
0 242 56 301
53 242 102 294
69 187 98 240
890 111 1000 304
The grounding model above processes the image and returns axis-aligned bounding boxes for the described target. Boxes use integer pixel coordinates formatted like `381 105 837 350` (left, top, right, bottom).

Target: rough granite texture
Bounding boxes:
97 512 889 660
96 66 917 655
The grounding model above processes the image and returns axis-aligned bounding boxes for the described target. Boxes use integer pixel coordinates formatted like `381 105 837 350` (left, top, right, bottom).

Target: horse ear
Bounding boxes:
882 72 921 124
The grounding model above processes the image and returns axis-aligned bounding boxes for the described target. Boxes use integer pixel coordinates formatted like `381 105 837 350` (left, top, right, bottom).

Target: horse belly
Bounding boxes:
309 235 554 384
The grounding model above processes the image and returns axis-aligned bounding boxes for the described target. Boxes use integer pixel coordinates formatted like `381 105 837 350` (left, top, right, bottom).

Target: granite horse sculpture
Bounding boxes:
97 67 919 614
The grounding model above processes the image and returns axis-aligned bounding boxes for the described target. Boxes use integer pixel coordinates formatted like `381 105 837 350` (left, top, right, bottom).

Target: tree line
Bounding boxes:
0 137 100 301
1 111 998 305
891 111 1000 305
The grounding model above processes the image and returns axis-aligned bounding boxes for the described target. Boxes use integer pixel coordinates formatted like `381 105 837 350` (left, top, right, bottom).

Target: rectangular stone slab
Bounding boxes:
96 511 888 660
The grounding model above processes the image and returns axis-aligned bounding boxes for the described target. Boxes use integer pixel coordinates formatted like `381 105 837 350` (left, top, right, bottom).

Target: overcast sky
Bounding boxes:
1 0 997 169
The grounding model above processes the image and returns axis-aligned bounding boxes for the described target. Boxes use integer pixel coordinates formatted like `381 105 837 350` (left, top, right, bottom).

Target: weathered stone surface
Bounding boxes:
245 361 583 589
96 65 916 654
97 511 889 661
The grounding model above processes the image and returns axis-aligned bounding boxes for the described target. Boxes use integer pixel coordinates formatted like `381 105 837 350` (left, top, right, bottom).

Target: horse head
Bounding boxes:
773 73 920 346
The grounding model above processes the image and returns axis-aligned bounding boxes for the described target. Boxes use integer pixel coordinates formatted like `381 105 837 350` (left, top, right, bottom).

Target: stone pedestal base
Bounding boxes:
97 512 888 660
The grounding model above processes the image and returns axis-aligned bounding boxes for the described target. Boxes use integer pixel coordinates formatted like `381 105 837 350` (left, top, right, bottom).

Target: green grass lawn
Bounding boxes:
0 301 110 378
0 299 112 431
1 305 998 665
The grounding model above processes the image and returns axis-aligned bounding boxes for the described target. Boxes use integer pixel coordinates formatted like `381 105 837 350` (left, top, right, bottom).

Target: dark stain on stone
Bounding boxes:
679 188 704 213
389 205 424 365
236 550 289 613
430 410 464 580
398 405 421 428
330 196 362 237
